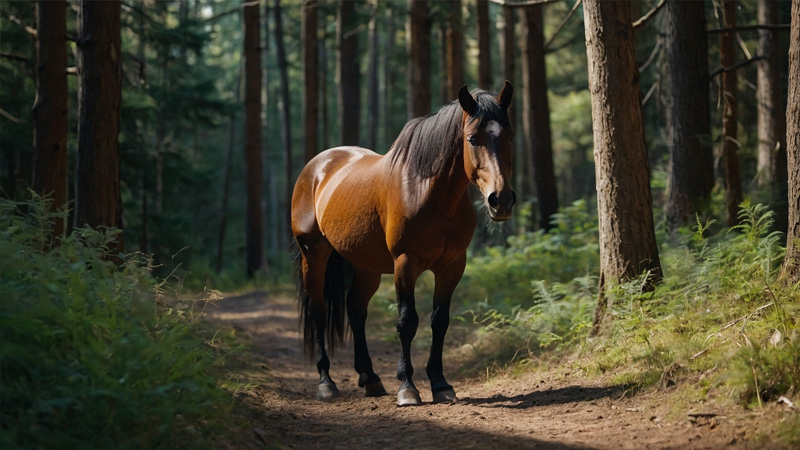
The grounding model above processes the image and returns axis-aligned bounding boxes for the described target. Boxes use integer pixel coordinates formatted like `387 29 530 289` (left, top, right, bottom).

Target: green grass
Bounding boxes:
0 194 238 449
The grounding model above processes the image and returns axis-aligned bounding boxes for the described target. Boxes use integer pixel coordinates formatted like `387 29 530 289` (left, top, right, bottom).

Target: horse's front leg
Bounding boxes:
394 254 423 406
427 255 466 403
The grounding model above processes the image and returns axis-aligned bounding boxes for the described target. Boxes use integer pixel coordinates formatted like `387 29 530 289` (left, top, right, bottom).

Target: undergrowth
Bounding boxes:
0 194 237 449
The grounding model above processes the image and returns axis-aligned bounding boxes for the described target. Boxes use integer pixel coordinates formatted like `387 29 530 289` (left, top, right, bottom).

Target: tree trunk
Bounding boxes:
76 0 124 252
217 70 242 274
521 5 558 231
582 0 662 334
338 0 360 144
407 0 431 119
780 1 800 284
383 6 396 146
720 0 743 228
445 0 464 98
664 0 713 233
32 0 68 240
243 0 263 277
476 0 491 89
367 2 379 149
756 0 787 231
303 0 318 163
274 0 292 234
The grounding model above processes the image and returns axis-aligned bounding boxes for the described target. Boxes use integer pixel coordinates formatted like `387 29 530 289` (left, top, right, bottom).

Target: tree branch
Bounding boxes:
709 56 763 78
543 0 581 52
8 15 37 38
0 107 21 123
0 52 29 64
632 0 666 31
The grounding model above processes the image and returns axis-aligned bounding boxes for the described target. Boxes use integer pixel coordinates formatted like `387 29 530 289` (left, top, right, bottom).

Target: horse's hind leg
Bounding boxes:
297 235 339 399
346 269 386 397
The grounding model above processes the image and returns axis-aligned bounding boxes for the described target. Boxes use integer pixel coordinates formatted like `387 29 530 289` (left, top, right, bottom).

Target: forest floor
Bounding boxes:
204 290 795 450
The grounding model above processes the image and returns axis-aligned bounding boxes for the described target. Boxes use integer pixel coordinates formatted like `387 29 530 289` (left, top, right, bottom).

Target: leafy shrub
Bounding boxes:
0 194 231 449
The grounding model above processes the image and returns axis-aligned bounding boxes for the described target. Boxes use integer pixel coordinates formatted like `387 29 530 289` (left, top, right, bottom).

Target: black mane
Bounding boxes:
388 90 509 179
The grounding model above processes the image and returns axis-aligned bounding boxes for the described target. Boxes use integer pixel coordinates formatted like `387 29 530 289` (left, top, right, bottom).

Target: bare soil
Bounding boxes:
205 290 794 450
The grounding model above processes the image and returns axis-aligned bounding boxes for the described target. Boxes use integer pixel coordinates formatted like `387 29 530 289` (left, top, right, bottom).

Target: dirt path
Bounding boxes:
205 291 786 450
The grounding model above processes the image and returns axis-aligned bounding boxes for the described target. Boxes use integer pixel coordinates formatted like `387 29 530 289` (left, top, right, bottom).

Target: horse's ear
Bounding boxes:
498 80 513 110
458 85 477 116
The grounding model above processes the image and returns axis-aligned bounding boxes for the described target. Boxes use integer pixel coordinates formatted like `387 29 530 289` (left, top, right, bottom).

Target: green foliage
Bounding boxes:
0 195 232 450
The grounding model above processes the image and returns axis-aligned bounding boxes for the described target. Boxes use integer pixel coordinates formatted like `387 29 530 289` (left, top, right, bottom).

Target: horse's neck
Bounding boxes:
390 149 471 218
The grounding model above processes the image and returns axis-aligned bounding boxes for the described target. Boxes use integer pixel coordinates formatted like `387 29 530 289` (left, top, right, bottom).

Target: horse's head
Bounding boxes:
458 82 516 222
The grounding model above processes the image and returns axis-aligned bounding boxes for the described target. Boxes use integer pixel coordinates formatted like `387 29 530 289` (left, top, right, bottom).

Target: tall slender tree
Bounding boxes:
780 0 800 284
445 0 464 100
367 1 379 149
407 0 431 119
476 0 491 89
756 0 787 231
521 5 558 231
274 0 292 231
582 0 662 334
338 0 360 144
75 0 124 251
720 0 743 227
664 0 713 232
303 0 318 163
32 0 68 239
243 0 263 277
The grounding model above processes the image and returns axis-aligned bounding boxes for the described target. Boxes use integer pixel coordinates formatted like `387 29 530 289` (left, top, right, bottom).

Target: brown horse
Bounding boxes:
291 82 515 406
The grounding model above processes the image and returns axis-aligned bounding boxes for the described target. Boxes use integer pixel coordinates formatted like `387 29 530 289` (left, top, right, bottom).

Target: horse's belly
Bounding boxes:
319 210 394 273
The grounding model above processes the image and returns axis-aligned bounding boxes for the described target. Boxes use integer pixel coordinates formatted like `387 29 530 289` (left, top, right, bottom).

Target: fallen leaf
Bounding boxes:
769 329 782 347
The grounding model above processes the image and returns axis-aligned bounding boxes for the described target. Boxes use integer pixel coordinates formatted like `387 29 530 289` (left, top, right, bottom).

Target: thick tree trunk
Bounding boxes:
367 3 379 150
476 0 491 89
720 0 743 228
407 0 431 119
274 0 292 234
383 7 396 145
338 0 360 144
445 0 464 99
664 0 713 232
521 5 558 231
243 0 263 277
780 1 800 284
756 0 787 231
583 0 662 334
33 0 68 239
303 0 318 162
76 0 124 251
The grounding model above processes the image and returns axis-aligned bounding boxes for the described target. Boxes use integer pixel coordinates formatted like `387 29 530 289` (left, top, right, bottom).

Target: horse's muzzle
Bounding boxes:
487 190 516 222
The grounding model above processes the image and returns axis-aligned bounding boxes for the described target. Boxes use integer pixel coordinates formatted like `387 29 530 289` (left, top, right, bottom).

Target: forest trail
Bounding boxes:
205 291 772 450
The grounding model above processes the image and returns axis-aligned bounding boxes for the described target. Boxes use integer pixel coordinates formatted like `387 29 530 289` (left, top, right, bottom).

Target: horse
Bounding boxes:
291 82 515 406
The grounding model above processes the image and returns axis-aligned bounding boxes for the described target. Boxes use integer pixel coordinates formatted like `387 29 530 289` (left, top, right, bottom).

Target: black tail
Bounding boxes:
298 250 351 359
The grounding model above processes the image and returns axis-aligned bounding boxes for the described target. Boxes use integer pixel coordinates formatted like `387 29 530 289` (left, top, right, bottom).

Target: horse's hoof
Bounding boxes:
364 380 388 397
317 382 341 400
432 387 457 404
397 387 423 407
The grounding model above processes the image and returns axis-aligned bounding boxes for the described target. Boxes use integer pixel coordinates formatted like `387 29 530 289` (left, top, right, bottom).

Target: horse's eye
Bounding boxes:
467 136 478 146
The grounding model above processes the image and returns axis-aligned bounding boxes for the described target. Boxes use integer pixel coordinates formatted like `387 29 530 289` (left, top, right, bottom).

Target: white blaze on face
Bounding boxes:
486 120 502 139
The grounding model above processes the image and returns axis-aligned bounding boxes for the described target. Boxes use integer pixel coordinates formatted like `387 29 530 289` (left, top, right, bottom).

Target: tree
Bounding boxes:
780 1 800 284
274 0 292 231
520 5 558 231
407 0 431 119
303 0 318 162
664 0 713 232
756 0 787 231
338 0 360 144
445 0 464 99
720 0 743 227
75 0 124 251
32 0 67 239
582 0 662 334
367 1 379 149
476 0 491 89
243 0 263 277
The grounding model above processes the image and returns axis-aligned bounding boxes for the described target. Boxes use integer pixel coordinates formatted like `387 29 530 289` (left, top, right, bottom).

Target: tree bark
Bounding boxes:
76 0 124 252
32 0 68 240
521 5 558 231
445 0 464 99
664 0 713 233
756 0 787 231
274 0 292 235
780 1 800 284
243 0 263 277
477 0 491 89
367 2 379 150
338 0 360 144
407 0 431 119
383 6 396 145
720 0 743 227
582 0 662 334
303 0 318 162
